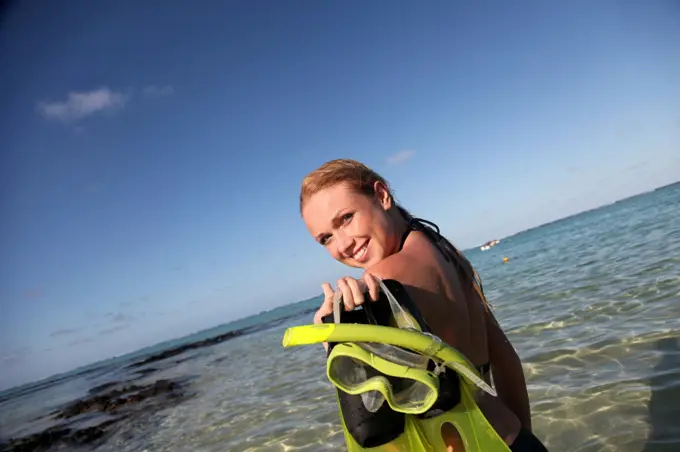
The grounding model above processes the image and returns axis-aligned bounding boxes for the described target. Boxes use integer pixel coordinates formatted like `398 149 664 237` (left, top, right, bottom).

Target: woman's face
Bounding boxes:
302 182 402 269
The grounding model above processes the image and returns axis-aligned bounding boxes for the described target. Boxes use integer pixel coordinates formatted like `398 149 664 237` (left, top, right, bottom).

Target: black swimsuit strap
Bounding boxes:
398 217 436 248
398 217 451 263
397 221 413 251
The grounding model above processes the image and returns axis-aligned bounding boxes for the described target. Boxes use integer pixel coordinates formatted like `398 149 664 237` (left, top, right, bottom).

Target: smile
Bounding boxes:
352 241 369 262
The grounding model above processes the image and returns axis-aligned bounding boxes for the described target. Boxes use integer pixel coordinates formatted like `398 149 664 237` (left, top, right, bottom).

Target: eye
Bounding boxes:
319 235 331 246
341 213 353 224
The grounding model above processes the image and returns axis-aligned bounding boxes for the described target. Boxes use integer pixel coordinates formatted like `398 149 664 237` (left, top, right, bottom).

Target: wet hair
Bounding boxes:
299 159 488 305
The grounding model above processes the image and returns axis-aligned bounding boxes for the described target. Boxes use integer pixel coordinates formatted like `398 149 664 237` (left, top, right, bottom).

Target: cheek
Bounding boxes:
356 211 378 235
370 215 391 241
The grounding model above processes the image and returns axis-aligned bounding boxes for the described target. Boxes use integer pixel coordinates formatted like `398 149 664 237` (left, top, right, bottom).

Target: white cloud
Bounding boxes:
386 150 415 165
37 87 127 122
142 85 174 97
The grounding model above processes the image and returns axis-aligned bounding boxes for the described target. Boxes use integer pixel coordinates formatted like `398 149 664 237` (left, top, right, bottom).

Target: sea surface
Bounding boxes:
1 183 679 451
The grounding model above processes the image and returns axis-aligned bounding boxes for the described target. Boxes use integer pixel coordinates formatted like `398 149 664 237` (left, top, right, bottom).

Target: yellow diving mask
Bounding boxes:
318 277 494 416
326 341 440 414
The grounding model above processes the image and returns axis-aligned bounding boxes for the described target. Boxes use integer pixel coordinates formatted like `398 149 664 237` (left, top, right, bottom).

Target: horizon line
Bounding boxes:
3 178 678 394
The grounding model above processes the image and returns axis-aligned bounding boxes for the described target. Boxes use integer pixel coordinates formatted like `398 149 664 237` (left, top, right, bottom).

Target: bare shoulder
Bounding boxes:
366 247 442 297
366 246 462 343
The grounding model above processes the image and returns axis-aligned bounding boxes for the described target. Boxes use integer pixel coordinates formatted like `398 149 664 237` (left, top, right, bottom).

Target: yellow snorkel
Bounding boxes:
282 323 496 398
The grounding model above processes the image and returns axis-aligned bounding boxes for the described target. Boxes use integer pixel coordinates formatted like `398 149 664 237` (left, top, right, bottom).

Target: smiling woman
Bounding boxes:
297 159 548 451
300 160 407 269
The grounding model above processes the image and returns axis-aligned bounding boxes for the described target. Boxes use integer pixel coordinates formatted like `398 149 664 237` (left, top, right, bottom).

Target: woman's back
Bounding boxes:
399 229 490 367
370 226 523 447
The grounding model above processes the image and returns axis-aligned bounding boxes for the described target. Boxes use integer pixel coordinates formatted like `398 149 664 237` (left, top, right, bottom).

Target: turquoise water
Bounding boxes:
1 182 679 451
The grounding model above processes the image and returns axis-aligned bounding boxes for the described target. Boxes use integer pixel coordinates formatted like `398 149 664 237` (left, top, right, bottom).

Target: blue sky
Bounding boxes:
1 1 678 390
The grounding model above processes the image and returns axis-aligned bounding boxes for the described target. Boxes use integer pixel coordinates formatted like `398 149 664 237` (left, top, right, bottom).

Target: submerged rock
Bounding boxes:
1 378 188 452
55 379 181 419
0 419 117 452
126 329 245 369
124 307 317 370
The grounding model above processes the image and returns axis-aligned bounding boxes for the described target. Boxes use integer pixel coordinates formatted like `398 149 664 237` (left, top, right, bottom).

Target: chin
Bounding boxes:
359 257 379 269
339 258 368 269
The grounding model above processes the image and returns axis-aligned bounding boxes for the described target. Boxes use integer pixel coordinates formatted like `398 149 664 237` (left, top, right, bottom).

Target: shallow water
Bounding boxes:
2 183 679 451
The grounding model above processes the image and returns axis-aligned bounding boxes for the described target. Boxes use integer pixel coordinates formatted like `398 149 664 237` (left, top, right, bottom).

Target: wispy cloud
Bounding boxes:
625 161 650 172
68 337 95 346
2 347 32 367
98 325 128 336
37 87 127 122
157 309 182 317
386 150 415 165
112 313 133 323
142 85 174 97
1 355 23 368
50 328 79 337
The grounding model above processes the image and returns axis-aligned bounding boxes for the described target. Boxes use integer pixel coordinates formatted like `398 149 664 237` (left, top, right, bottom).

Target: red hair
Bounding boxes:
299 159 395 213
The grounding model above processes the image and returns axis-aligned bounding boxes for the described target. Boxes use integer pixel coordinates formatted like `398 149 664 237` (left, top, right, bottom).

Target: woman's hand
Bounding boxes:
313 273 381 350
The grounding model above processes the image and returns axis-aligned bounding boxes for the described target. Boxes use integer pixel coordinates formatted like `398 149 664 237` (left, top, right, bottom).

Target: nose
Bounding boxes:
335 231 355 258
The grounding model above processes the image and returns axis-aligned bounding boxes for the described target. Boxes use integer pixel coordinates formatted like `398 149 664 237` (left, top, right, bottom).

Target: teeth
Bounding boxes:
354 243 367 259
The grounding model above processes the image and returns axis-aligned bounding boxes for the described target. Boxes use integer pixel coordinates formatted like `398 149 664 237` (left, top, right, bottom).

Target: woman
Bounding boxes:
299 159 547 451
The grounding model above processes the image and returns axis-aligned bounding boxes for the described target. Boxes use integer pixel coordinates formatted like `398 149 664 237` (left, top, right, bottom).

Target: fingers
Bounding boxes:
336 278 354 311
314 282 336 325
313 275 383 352
315 275 382 322
321 282 334 308
362 273 381 301
339 277 365 311
322 282 334 295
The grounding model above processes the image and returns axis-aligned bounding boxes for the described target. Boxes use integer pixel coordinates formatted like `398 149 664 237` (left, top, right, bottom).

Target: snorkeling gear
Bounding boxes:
282 278 512 451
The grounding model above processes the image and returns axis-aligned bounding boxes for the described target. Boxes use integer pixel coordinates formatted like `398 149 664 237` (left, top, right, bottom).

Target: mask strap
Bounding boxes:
375 277 419 331
332 289 343 324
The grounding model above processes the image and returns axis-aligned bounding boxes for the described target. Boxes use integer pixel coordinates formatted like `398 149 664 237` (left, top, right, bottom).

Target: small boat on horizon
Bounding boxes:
480 239 500 251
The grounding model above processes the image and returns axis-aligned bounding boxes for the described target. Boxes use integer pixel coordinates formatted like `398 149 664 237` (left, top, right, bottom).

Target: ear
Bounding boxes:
373 181 393 210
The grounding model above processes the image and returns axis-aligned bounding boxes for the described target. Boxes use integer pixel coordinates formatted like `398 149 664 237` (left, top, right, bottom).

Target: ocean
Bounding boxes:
1 182 679 452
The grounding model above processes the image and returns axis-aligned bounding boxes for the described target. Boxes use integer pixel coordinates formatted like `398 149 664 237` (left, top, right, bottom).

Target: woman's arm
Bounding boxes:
485 310 532 431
